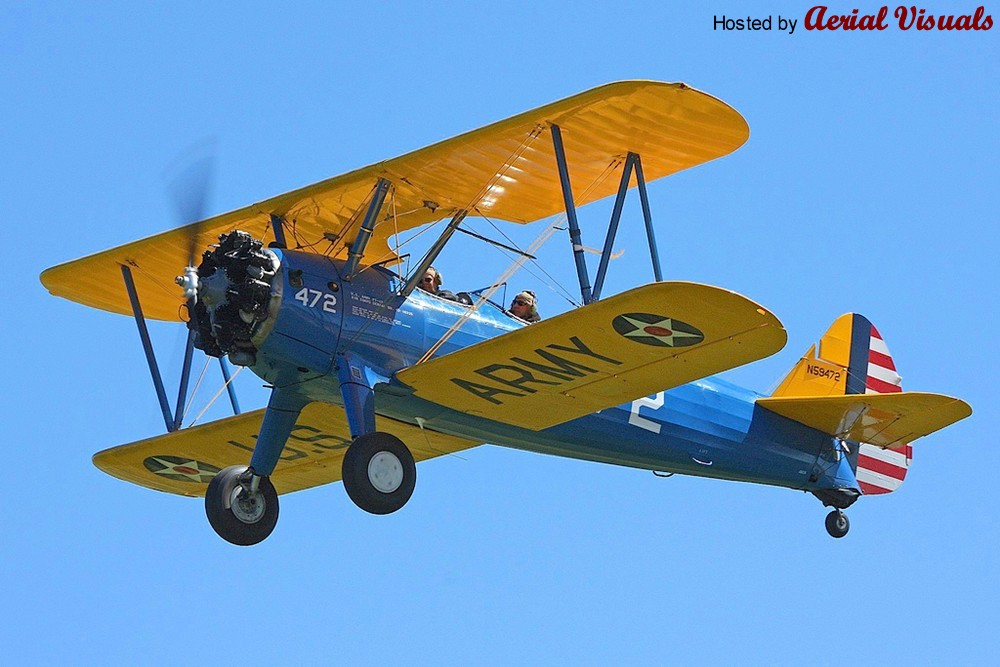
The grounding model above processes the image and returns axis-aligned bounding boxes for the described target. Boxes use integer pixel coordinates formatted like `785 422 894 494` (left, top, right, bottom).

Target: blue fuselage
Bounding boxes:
250 250 853 494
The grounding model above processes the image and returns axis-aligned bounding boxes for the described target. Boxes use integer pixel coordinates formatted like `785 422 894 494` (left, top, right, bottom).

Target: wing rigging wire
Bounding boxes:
319 180 391 259
189 365 244 427
123 260 183 301
394 121 547 268
350 185 415 278
277 178 389 257
497 156 622 308
179 356 212 426
416 155 620 364
287 216 318 251
358 210 450 278
337 125 547 354
331 212 453 355
469 212 582 309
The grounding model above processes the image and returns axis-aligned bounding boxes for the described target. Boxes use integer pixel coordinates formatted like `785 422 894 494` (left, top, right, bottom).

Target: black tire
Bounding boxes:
342 432 416 515
205 465 279 546
825 510 850 539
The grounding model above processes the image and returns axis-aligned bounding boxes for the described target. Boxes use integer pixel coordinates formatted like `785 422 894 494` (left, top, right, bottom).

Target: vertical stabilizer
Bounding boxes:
771 314 910 495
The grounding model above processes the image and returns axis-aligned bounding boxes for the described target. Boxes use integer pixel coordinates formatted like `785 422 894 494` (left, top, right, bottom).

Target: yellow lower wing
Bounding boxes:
397 282 786 430
756 393 972 448
93 402 480 497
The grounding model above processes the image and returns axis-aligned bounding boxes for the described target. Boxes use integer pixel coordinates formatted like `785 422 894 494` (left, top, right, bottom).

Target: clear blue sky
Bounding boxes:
3 2 997 664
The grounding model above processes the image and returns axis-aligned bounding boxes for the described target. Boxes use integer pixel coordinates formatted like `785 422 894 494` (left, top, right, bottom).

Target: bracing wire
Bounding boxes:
321 181 386 259
475 154 623 307
189 365 244 427
337 125 547 354
417 155 621 364
180 357 212 425
469 215 580 307
126 261 185 300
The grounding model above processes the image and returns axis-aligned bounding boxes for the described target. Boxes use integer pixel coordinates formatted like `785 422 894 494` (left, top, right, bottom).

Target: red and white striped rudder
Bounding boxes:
855 321 910 495
768 313 912 495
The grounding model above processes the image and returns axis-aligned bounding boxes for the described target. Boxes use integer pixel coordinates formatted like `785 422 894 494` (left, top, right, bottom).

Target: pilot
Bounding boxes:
510 290 540 323
418 266 461 302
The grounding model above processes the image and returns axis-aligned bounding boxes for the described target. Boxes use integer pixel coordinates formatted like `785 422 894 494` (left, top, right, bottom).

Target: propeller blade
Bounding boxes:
164 140 217 267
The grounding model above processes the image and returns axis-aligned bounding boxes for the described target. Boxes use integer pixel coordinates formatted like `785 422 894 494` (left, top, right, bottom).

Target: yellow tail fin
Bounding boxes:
771 313 897 398
765 313 970 495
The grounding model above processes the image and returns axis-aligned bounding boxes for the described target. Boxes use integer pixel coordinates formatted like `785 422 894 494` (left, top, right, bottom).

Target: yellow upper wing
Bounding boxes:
396 282 785 430
93 402 479 497
756 393 972 448
41 80 748 322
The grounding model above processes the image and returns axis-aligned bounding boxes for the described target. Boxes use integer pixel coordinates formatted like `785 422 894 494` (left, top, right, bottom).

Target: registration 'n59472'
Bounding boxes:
806 364 841 382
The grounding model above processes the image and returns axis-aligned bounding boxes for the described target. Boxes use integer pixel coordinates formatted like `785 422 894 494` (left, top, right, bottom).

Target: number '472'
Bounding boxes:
294 288 338 313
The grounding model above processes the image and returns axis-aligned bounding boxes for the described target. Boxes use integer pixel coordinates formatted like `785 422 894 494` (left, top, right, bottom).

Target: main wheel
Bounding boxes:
342 432 416 515
205 465 279 546
825 510 850 539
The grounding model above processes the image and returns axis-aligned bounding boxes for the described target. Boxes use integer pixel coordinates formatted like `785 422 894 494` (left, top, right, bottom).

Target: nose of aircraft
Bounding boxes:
188 230 282 366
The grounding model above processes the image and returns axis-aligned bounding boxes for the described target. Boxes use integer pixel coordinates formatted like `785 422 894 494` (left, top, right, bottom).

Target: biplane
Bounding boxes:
41 81 971 545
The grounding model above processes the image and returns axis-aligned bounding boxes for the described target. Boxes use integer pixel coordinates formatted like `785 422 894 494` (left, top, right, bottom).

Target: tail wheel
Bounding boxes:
825 510 850 539
205 465 279 545
342 432 416 515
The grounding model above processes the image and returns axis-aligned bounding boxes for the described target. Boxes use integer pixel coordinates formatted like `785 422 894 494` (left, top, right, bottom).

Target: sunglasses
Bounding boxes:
513 299 530 307
421 276 436 283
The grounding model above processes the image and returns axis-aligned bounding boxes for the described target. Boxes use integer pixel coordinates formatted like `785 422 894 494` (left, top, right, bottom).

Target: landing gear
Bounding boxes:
342 432 416 515
825 510 850 539
205 465 279 545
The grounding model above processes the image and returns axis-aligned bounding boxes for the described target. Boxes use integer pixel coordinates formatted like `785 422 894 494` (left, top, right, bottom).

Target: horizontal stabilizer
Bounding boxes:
93 402 479 497
756 392 971 449
397 282 786 430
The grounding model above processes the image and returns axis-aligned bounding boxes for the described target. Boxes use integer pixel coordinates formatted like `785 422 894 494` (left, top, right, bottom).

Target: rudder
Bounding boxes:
771 314 910 495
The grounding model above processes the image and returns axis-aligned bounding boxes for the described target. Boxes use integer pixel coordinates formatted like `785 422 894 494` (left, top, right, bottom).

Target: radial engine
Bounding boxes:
183 231 282 367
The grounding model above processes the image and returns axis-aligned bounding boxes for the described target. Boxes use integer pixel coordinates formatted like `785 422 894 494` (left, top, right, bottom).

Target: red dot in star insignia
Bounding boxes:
644 326 672 336
174 466 198 475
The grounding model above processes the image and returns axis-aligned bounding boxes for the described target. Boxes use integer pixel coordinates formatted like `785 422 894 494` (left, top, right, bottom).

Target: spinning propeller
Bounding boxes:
169 151 216 310
165 150 281 366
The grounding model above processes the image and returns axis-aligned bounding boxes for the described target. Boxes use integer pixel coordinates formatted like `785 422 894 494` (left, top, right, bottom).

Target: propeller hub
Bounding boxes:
175 266 200 301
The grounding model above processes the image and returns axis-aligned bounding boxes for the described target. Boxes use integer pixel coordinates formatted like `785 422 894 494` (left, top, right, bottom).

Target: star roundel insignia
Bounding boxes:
611 313 704 347
143 455 222 484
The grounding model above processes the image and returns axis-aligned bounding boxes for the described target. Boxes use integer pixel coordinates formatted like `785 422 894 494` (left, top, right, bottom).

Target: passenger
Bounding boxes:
510 290 540 323
417 266 461 302
416 267 442 294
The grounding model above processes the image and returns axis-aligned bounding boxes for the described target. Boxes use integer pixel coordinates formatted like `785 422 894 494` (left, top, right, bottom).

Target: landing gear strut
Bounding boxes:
205 465 279 545
825 510 850 539
342 432 416 515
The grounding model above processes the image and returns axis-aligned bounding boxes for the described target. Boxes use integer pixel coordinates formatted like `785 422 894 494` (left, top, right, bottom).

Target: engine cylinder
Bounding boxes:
189 231 280 366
